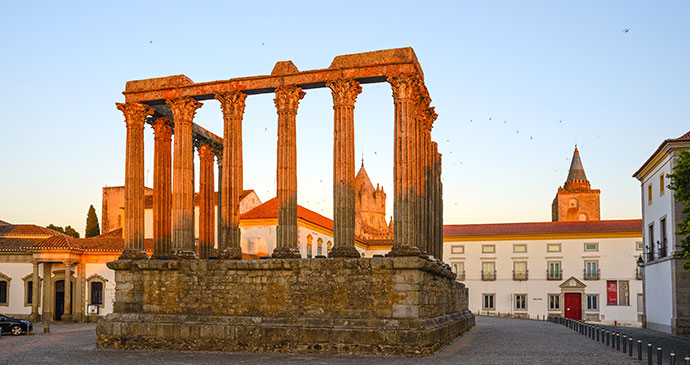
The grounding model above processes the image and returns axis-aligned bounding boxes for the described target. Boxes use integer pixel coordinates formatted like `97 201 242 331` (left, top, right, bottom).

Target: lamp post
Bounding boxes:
637 255 644 268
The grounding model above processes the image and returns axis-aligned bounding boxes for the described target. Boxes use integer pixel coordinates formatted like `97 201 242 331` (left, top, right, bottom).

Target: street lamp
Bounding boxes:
636 255 644 267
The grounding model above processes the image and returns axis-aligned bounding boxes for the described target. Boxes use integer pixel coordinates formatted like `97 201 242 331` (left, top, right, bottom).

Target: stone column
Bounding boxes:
387 73 423 257
428 140 437 259
215 91 246 260
414 92 431 257
75 262 85 322
272 85 304 259
167 97 203 259
152 117 173 258
31 262 40 321
436 147 444 261
327 79 362 258
42 263 52 321
63 262 72 321
216 154 222 254
116 102 154 260
423 106 437 257
198 144 215 259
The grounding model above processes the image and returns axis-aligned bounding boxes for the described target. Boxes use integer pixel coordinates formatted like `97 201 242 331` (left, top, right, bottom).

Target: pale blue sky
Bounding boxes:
1 1 688 235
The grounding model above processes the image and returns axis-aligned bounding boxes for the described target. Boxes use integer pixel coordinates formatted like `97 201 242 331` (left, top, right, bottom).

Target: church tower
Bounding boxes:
552 146 601 222
354 160 392 238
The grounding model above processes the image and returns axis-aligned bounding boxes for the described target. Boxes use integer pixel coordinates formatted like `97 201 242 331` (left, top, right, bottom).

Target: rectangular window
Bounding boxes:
513 244 527 253
586 294 599 310
547 243 561 252
648 223 655 261
482 245 495 254
585 261 599 279
27 281 33 305
451 245 464 254
618 280 630 306
648 184 653 205
91 281 103 305
548 261 561 280
513 261 527 280
548 294 560 311
482 262 496 280
307 243 312 258
515 294 527 311
607 280 618 305
660 217 667 257
660 175 665 196
0 281 7 304
636 241 643 251
452 262 465 280
482 294 495 310
584 242 598 252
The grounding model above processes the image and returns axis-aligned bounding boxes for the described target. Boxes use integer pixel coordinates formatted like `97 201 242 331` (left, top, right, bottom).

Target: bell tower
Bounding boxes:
552 146 601 222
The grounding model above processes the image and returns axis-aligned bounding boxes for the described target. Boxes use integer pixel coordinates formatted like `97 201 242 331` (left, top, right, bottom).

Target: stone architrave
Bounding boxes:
215 91 247 260
327 79 362 258
152 117 173 258
387 73 423 257
272 85 304 259
167 97 203 259
116 102 154 260
198 144 215 259
31 262 39 321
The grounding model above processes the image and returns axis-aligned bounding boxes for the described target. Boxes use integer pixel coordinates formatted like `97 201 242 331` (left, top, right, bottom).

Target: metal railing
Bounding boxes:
583 268 600 280
481 270 496 281
456 270 466 281
513 270 529 281
658 239 668 258
547 269 563 281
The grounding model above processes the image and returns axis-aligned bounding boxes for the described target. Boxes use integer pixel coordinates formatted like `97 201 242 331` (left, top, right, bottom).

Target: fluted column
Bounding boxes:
152 117 173 258
272 85 304 259
435 146 444 260
74 262 85 322
31 262 39 321
215 91 246 260
63 262 72 321
198 144 215 259
168 97 203 259
414 91 432 257
387 73 423 257
216 154 223 255
42 263 52 321
327 79 362 258
116 102 153 260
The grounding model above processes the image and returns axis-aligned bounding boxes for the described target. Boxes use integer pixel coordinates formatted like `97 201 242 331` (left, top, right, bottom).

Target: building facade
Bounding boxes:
633 130 690 335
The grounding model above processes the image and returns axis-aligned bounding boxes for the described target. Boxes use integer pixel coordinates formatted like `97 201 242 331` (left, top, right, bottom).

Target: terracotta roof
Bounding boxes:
443 219 642 237
0 219 10 225
241 197 333 231
0 224 65 237
29 235 82 250
144 190 256 209
634 130 690 178
0 238 48 252
79 228 153 252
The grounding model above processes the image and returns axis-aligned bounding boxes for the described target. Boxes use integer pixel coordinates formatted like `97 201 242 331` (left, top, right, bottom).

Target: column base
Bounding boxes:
219 247 243 260
328 246 361 258
119 249 149 260
271 247 301 259
387 245 424 257
170 249 197 260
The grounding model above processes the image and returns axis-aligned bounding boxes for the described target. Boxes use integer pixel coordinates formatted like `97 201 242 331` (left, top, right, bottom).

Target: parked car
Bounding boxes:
0 314 33 335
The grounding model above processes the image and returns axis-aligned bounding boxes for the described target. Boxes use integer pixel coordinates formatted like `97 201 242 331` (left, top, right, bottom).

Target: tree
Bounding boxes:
667 150 690 271
85 204 100 238
46 224 80 238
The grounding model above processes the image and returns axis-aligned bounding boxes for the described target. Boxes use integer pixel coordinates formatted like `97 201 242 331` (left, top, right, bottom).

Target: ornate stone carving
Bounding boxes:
326 79 362 107
274 85 305 112
166 97 203 123
216 91 247 120
152 117 173 140
116 102 154 128
387 73 422 102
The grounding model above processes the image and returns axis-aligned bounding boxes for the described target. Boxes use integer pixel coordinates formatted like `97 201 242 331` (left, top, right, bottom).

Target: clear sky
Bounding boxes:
1 1 688 235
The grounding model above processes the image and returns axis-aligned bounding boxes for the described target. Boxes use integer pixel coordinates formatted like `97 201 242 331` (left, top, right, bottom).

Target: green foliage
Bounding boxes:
85 204 100 238
667 150 690 271
46 224 80 238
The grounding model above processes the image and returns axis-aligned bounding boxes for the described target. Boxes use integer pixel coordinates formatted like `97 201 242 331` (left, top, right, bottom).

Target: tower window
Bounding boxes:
648 184 653 205
660 175 665 196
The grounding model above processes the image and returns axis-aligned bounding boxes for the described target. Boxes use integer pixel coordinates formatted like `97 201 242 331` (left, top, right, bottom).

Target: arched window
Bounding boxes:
22 273 41 307
306 234 313 258
0 272 10 306
317 238 323 256
87 274 108 308
326 241 332 253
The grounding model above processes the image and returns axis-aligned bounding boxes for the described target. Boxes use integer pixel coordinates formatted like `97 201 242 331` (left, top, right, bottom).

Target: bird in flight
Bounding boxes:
622 29 629 33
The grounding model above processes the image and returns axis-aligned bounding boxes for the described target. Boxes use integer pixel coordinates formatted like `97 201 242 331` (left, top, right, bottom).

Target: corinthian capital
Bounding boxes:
215 91 247 120
152 117 173 140
387 73 422 102
166 97 203 123
274 85 305 113
116 102 154 128
198 143 215 162
326 79 362 107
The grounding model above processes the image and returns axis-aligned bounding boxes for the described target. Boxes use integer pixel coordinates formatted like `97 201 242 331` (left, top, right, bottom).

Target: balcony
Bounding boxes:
658 240 667 258
456 270 466 281
513 270 529 281
546 269 563 281
583 268 600 280
647 248 655 262
481 270 496 281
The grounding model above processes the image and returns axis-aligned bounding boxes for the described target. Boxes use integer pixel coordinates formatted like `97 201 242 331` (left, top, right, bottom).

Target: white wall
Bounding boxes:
0 263 33 315
644 259 673 332
84 263 116 316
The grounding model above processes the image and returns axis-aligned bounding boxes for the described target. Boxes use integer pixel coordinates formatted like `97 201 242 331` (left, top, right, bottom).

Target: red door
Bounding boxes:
564 293 582 320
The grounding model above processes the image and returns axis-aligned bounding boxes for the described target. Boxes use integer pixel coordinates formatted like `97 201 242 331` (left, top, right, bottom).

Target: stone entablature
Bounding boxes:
97 257 473 355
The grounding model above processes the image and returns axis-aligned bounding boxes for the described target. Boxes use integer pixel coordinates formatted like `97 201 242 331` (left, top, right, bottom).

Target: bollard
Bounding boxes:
683 355 689 365
615 333 619 350
597 327 600 342
638 340 643 360
602 329 606 343
606 330 610 346
648 343 653 365
657 347 662 365
623 335 627 353
629 337 633 357
670 352 675 365
613 332 617 349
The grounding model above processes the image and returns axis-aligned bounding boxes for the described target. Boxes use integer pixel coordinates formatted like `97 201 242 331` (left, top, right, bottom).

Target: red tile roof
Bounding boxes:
0 219 10 225
634 130 690 178
443 219 642 237
241 197 333 231
29 235 82 250
0 224 65 237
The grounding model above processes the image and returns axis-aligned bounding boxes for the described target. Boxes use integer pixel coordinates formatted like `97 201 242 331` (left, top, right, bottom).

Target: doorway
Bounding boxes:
54 280 73 321
564 293 582 320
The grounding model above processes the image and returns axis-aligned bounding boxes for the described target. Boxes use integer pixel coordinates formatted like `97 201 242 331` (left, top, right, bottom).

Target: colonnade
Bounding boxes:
117 72 444 261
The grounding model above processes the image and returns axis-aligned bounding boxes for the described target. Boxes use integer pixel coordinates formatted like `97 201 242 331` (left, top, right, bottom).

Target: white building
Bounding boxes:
633 130 690 335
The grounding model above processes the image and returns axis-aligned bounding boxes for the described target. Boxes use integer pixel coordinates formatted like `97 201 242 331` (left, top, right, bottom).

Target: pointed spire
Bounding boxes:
564 146 590 191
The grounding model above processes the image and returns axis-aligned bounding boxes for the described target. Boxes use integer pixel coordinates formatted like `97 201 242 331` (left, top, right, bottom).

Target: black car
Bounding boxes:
0 314 32 335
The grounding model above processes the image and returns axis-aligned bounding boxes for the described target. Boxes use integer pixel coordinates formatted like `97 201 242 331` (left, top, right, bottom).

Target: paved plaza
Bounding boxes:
5 316 687 364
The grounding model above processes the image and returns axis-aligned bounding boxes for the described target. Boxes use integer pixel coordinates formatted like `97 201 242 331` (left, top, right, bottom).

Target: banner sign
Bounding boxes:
607 280 618 305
